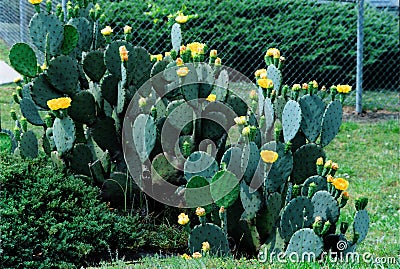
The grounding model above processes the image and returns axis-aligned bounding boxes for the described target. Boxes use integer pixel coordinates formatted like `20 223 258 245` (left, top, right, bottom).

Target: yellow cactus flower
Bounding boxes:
332 178 349 191
210 49 217 58
260 150 279 163
101 26 113 36
266 48 280 58
156 54 163 61
292 84 301 91
195 207 206 217
176 57 184 66
249 90 258 101
312 80 318 88
187 42 206 57
214 57 221 66
165 51 171 57
29 0 42 4
181 253 191 260
316 157 324 166
123 25 132 34
336 84 352 94
192 252 202 259
302 83 308 90
40 63 47 70
242 126 251 136
202 241 210 252
180 45 187 54
175 12 189 24
234 116 247 125
13 77 22 83
206 94 217 102
324 160 332 168
177 67 189 77
327 175 335 183
254 69 267 78
259 72 267 79
47 97 72 111
119 46 129 62
177 213 189 225
258 78 273 89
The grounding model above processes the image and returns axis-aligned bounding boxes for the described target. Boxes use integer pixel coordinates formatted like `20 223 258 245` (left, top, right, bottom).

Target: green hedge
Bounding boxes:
0 154 186 268
101 0 399 90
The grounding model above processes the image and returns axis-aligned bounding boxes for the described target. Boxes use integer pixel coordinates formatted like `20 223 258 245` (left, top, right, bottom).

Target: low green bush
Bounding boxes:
100 0 399 90
0 154 185 268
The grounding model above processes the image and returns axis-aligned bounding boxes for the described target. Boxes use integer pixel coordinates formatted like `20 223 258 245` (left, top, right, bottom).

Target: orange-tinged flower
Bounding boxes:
119 46 129 62
177 67 189 77
175 12 189 24
101 26 113 36
176 57 184 66
192 252 202 259
177 213 189 225
219 206 225 213
336 84 352 94
332 178 349 191
324 160 332 168
206 94 217 102
258 78 273 89
302 83 308 90
210 49 217 58
260 150 279 163
327 175 335 183
181 253 191 260
196 207 206 216
214 57 221 66
331 162 339 170
202 241 210 252
180 45 186 54
342 191 350 200
47 97 72 111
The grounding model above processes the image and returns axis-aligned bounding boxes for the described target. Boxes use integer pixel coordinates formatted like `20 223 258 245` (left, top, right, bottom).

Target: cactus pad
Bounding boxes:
47 56 79 94
70 143 93 176
263 97 274 130
301 175 327 196
105 41 134 79
31 74 63 109
61 24 79 55
20 98 44 126
299 95 325 142
241 142 260 184
226 94 248 116
132 114 157 162
101 74 119 106
256 192 282 238
280 197 314 241
263 141 293 193
353 209 369 243
273 96 286 121
285 228 323 259
267 65 282 93
91 117 120 155
291 144 325 184
311 190 340 224
166 99 193 131
29 13 63 55
151 153 180 185
189 223 230 256
221 146 243 179
83 51 107 82
240 181 263 220
9 43 37 77
171 23 182 53
282 100 302 143
67 17 92 52
20 130 38 159
210 170 240 208
320 100 342 147
185 176 213 209
53 116 76 155
212 69 229 101
68 91 96 125
184 151 219 181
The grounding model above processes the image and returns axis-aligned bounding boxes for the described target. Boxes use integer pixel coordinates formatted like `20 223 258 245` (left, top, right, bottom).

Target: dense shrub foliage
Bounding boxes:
101 0 399 89
0 154 185 268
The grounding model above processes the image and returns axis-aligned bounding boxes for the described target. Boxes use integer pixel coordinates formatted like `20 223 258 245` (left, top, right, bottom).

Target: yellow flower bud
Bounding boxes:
331 162 339 170
202 241 210 252
206 94 217 102
324 160 332 168
260 150 279 163
292 84 301 91
181 253 191 260
40 63 47 70
210 49 217 58
177 67 189 77
242 126 251 136
312 80 318 89
29 0 42 4
119 46 129 62
316 157 324 166
176 57 184 66
249 90 258 101
195 207 206 216
177 213 189 225
180 45 186 54
254 69 267 78
155 54 163 61
101 26 113 36
165 51 171 57
342 191 350 200
234 116 247 125
327 175 334 183
123 25 132 34
214 57 221 66
302 83 308 90
13 77 22 83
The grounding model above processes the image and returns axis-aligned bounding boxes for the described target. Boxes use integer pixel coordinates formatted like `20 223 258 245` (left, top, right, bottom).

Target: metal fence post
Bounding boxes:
19 0 25 42
356 0 364 114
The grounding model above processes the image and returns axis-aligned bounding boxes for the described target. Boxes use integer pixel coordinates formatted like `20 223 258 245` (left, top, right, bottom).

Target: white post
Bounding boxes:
356 0 364 114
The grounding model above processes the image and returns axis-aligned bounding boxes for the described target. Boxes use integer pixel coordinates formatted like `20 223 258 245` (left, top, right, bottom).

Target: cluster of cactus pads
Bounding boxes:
5 1 369 259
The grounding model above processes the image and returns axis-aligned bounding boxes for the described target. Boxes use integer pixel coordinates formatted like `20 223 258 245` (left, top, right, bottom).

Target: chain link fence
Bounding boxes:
0 0 398 91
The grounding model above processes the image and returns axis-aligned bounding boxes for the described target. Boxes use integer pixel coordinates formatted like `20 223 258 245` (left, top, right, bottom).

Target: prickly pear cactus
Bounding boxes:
184 151 219 182
19 131 38 159
53 116 76 155
311 190 340 224
189 223 230 256
9 43 37 77
353 209 369 243
285 228 324 259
